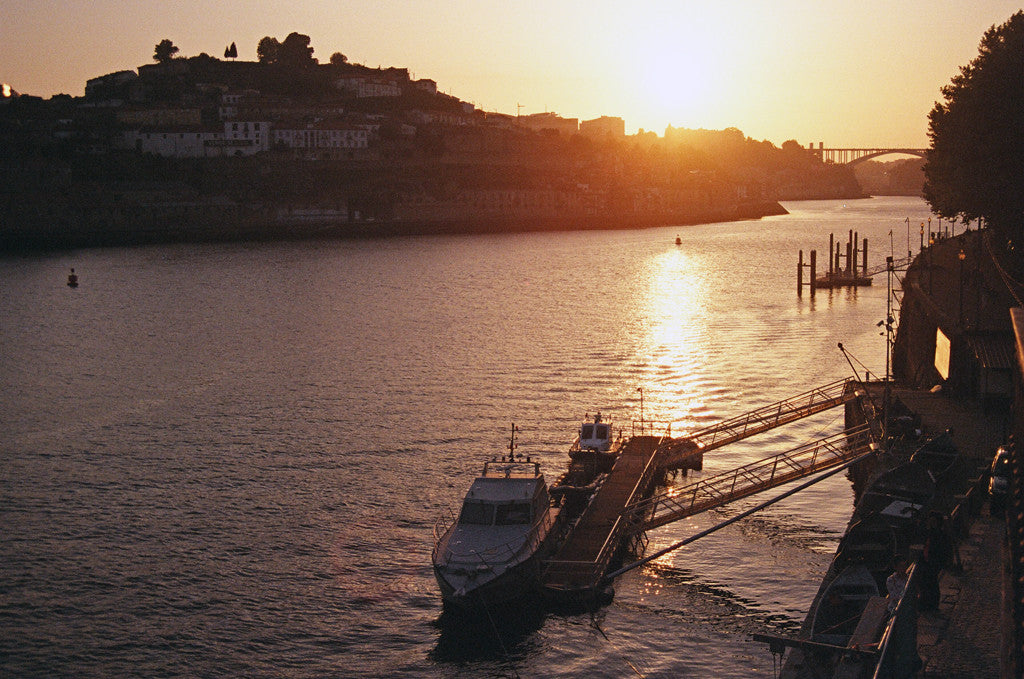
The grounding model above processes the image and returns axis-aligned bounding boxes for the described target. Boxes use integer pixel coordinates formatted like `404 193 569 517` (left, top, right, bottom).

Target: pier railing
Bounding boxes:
542 435 670 593
659 378 860 460
625 424 877 533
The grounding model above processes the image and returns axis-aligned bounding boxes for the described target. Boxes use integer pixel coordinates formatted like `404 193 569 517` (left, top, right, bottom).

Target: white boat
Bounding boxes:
432 430 561 610
568 412 622 471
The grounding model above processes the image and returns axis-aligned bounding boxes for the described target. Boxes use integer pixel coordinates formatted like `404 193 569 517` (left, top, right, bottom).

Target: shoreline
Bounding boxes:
0 200 789 254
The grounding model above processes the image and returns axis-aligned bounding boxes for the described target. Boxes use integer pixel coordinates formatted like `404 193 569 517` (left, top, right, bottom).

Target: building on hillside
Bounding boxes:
120 120 270 157
273 122 369 158
580 116 625 140
335 76 401 98
517 112 579 135
117 107 203 127
85 71 138 98
411 79 437 95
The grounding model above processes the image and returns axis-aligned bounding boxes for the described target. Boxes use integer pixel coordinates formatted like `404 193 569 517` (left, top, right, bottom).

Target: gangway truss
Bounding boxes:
659 378 863 459
627 423 878 534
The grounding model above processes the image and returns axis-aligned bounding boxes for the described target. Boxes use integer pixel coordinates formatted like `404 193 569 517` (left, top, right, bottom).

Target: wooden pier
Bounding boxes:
542 435 665 600
541 380 875 603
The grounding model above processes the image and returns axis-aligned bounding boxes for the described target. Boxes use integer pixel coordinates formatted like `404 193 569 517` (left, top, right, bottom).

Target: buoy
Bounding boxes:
675 235 682 245
67 268 78 288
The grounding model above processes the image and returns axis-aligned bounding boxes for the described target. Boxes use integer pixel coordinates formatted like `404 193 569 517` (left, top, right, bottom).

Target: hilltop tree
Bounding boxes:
257 36 280 63
278 32 317 68
924 11 1024 245
330 52 348 66
224 42 238 59
153 39 179 63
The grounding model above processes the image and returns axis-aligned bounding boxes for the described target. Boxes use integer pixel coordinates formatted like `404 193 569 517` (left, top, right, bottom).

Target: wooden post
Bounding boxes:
835 244 841 276
848 230 854 274
797 249 804 296
810 250 817 297
862 238 868 274
829 233 834 276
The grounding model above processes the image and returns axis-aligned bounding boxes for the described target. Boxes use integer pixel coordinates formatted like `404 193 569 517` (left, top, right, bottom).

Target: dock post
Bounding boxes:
862 238 868 274
834 244 841 277
846 240 852 275
797 250 804 296
828 233 834 277
810 250 817 297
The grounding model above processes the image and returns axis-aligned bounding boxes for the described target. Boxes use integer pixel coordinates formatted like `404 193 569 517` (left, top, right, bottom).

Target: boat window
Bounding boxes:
596 424 609 439
459 501 495 525
581 425 594 439
495 503 532 525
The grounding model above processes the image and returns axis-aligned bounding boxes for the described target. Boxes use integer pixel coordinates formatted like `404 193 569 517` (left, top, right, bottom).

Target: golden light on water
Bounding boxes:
636 246 712 433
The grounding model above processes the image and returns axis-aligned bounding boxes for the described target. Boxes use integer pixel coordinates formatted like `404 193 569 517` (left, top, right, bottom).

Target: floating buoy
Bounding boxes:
675 235 682 245
67 268 78 288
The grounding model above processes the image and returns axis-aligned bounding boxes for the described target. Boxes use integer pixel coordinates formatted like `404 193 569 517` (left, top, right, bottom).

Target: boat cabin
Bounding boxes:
578 412 613 452
457 461 549 527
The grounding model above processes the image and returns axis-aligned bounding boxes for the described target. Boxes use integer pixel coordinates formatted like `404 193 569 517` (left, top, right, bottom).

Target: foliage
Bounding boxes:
278 33 317 68
257 33 316 68
257 36 280 64
330 52 348 66
924 11 1024 240
153 39 179 63
224 42 238 59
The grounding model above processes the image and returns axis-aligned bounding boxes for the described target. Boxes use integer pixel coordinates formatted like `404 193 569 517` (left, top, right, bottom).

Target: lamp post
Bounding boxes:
959 248 966 327
637 387 644 435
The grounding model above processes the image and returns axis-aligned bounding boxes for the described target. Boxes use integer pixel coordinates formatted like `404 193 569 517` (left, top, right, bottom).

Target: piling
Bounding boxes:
797 250 803 295
809 250 816 297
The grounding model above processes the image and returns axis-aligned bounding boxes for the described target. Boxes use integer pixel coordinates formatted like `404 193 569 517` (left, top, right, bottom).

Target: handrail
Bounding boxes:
627 424 876 533
542 435 670 590
660 378 858 456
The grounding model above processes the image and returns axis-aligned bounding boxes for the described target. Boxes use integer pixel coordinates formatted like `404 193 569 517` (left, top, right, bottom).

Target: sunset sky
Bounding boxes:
3 1 1020 147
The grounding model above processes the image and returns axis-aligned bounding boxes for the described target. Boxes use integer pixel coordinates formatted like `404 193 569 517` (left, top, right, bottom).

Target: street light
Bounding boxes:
959 248 966 326
637 387 644 435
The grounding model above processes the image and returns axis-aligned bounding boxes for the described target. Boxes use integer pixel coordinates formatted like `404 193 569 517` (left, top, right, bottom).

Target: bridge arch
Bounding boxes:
812 147 928 165
846 149 927 165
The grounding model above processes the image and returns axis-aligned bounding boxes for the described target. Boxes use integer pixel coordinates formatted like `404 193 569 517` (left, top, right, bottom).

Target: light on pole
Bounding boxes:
637 387 644 435
958 248 966 326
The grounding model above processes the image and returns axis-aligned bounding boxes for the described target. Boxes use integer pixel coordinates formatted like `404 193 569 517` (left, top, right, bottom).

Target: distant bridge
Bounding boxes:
810 146 927 165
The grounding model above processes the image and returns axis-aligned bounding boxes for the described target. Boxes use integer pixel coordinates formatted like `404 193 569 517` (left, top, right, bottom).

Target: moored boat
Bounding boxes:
432 429 561 611
568 412 623 472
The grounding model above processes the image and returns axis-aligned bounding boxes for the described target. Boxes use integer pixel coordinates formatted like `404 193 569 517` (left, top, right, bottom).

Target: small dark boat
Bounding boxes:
833 515 899 585
811 565 881 646
67 268 78 288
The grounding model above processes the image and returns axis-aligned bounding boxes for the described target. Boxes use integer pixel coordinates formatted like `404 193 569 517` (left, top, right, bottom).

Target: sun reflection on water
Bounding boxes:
634 246 715 435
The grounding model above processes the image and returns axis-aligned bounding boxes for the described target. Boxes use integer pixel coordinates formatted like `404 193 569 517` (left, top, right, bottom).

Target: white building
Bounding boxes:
121 121 271 157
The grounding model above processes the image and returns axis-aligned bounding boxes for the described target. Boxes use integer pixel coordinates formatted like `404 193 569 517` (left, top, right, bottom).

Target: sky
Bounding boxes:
2 0 1021 147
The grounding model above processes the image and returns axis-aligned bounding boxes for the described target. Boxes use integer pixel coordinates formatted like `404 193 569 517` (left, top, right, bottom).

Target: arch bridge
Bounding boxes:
811 146 927 165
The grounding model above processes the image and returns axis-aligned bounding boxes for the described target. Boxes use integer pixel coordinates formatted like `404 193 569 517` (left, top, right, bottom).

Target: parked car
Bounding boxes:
989 446 1011 515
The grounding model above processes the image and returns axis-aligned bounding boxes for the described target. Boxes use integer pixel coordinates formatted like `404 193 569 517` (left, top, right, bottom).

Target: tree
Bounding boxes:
278 32 316 68
257 36 280 63
924 11 1024 243
224 42 238 59
330 52 348 66
153 39 179 63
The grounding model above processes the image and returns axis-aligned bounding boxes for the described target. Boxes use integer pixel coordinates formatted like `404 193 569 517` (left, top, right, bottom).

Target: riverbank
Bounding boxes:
0 199 787 254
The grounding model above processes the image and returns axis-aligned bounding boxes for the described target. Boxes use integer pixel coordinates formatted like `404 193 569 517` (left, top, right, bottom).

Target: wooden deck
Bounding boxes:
541 435 664 596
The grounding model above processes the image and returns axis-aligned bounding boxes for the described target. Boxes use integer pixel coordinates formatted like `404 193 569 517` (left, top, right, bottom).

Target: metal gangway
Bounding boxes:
657 378 864 460
625 423 878 534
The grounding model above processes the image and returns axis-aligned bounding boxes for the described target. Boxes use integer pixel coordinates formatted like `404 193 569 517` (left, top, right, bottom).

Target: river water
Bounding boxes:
1 196 934 678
